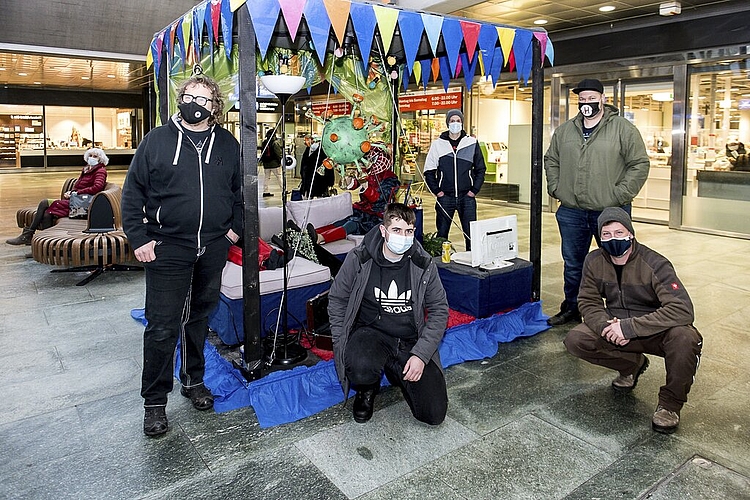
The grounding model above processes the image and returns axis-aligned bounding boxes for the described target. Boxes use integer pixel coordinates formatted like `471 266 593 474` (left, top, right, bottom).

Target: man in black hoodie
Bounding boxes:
122 74 241 437
328 203 449 425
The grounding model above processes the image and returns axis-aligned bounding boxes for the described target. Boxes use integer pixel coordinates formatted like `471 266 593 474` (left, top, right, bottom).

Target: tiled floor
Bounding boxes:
1 168 749 499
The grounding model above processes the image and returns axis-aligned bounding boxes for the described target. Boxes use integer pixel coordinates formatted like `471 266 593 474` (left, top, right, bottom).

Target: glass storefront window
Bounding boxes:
683 59 750 236
0 104 139 169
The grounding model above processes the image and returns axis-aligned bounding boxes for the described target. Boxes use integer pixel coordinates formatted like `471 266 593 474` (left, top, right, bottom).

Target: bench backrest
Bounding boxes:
84 183 123 233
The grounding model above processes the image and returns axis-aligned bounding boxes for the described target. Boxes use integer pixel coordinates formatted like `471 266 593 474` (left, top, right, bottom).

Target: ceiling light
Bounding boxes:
18 72 27 76
599 6 616 12
0 68 6 71
659 1 681 16
81 76 90 80
107 74 116 78
533 19 548 25
33 82 41 85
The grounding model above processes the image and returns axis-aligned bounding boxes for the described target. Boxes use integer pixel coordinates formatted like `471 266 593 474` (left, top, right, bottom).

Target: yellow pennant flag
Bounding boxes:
373 5 399 54
496 27 515 67
412 61 421 87
229 0 247 12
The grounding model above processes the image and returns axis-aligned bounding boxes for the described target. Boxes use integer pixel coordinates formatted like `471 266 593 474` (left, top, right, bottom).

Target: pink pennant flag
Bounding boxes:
533 32 549 63
279 0 306 42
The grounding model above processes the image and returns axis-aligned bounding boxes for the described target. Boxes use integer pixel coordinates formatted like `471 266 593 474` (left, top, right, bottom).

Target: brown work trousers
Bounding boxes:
564 323 703 412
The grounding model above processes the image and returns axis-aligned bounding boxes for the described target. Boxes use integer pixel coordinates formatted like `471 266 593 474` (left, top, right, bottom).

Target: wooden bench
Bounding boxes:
31 183 143 286
16 178 77 229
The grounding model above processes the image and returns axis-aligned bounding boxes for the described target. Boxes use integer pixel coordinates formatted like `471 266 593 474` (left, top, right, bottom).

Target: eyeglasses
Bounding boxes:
181 93 213 106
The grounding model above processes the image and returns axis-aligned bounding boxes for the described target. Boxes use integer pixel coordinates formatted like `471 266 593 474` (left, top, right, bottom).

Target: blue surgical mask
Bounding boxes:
601 236 632 257
448 122 462 135
86 157 99 167
385 232 413 255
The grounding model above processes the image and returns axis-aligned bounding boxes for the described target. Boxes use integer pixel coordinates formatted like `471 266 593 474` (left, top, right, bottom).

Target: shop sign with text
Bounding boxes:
399 89 462 112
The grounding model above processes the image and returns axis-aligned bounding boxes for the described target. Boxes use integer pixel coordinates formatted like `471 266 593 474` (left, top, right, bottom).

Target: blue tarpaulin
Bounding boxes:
132 300 549 428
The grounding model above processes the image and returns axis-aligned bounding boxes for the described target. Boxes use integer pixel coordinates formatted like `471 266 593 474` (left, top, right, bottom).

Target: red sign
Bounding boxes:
311 100 353 116
399 90 462 112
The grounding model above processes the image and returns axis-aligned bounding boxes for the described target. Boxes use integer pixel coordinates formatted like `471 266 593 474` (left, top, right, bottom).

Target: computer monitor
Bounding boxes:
451 215 518 269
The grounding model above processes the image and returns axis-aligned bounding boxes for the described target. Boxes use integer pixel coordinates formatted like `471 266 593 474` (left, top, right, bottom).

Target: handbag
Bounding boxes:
68 192 93 218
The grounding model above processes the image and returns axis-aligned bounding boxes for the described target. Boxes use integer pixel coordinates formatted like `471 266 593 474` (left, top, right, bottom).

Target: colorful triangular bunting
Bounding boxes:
398 10 424 74
373 5 399 54
350 2 377 71
323 0 350 47
421 13 443 57
246 0 281 60
441 18 462 77
459 20 481 63
278 0 306 42
304 0 331 64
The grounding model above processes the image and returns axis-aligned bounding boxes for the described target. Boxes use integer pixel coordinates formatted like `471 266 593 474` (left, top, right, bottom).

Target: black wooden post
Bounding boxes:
529 36 544 302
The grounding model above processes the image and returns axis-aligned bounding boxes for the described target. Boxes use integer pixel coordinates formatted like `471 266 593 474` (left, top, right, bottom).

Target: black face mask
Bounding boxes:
601 237 632 257
578 101 601 118
178 102 211 124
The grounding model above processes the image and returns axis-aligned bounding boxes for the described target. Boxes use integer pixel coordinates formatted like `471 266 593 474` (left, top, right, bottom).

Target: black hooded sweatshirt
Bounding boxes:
122 114 242 250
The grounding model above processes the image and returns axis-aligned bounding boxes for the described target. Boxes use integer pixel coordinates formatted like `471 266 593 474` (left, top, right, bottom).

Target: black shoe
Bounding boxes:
180 384 214 411
305 223 318 244
547 302 581 326
6 228 34 246
143 406 168 437
286 220 301 232
352 387 378 423
263 192 274 197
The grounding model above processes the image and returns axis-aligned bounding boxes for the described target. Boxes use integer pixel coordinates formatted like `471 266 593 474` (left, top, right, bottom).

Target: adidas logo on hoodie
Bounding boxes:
374 280 413 314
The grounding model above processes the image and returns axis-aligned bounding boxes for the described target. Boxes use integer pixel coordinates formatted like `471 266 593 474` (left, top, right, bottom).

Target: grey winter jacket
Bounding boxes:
544 104 650 211
327 226 449 397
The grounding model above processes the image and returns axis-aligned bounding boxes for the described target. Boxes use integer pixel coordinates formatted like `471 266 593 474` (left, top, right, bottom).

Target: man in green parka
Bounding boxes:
544 78 650 327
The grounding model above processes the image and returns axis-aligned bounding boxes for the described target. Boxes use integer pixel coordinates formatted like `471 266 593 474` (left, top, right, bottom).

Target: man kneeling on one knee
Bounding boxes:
564 207 702 434
328 203 449 425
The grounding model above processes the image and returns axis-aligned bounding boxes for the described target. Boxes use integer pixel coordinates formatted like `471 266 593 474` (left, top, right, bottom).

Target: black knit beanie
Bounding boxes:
597 207 635 236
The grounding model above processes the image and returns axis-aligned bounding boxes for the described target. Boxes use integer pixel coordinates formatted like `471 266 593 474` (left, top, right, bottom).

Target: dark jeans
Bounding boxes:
345 326 448 425
141 237 231 407
564 323 703 412
555 204 631 307
436 194 476 250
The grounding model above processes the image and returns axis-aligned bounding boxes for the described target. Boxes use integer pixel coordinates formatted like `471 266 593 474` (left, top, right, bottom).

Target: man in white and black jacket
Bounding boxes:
564 207 702 434
328 203 449 425
122 74 241 437
423 109 486 250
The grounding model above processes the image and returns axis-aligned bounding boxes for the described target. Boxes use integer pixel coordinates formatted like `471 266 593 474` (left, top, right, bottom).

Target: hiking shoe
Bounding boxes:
547 301 581 326
612 356 649 393
353 387 378 423
143 406 168 437
181 384 214 411
652 405 680 434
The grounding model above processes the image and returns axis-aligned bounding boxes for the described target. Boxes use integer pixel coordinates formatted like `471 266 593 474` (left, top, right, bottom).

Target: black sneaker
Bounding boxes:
262 192 274 197
352 387 378 423
181 384 214 411
143 406 168 437
547 301 581 326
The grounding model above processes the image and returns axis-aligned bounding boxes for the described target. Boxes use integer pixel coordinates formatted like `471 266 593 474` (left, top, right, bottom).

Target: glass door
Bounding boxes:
622 81 674 223
682 59 750 236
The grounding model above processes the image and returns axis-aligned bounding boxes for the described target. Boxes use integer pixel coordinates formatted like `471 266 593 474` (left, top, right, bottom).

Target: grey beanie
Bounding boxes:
445 109 464 127
597 207 635 236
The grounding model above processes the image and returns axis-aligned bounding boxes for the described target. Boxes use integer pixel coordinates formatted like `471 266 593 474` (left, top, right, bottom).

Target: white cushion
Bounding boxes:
259 207 283 242
287 192 353 229
322 238 356 256
220 257 331 299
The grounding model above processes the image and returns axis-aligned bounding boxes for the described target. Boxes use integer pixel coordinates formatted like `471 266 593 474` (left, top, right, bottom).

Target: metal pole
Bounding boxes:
529 37 544 302
237 6 262 380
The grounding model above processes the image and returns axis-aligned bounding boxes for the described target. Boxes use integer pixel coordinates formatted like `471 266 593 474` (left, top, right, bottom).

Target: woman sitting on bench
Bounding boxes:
6 148 109 245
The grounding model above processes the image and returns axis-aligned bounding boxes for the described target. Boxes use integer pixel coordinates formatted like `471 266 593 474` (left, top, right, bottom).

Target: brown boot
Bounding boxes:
6 228 34 245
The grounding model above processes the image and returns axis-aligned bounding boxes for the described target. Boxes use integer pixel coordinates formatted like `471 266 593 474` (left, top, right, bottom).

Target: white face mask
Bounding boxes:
448 122 462 135
385 232 414 255
87 157 100 167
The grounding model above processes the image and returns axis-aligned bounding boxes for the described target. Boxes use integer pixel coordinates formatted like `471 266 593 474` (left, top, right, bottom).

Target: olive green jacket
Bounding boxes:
544 104 650 210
